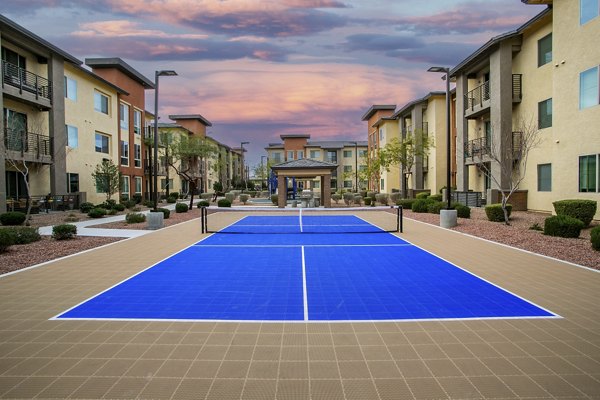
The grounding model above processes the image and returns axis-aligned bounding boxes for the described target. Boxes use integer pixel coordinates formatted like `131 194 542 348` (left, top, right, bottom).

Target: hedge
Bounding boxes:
428 194 443 202
455 204 471 219
364 197 372 206
396 199 415 209
12 227 41 244
543 215 585 238
218 199 232 207
485 203 512 222
411 199 429 213
175 203 189 213
415 192 429 200
0 229 16 252
156 208 170 219
552 199 597 227
52 224 77 240
88 208 107 218
427 201 446 214
591 226 600 251
0 212 26 226
197 200 210 208
125 212 146 223
79 202 95 213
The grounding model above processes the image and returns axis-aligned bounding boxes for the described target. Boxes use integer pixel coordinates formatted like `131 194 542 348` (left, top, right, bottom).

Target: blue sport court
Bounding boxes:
55 213 557 322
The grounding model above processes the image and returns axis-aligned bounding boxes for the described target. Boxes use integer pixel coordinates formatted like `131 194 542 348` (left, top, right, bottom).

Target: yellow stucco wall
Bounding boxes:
424 96 448 194
377 120 400 193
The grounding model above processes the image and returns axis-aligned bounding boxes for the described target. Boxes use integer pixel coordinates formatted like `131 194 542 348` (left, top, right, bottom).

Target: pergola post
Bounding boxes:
277 175 286 208
322 174 331 208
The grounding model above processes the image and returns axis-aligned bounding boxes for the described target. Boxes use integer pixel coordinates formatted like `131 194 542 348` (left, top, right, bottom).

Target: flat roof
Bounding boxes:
85 58 155 88
169 114 212 127
70 64 128 95
280 134 311 140
361 105 396 121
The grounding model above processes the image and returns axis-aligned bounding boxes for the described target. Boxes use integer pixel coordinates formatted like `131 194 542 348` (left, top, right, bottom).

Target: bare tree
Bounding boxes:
475 117 541 225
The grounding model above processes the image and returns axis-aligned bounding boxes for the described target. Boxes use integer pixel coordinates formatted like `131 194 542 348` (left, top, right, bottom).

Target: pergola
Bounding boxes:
270 159 338 208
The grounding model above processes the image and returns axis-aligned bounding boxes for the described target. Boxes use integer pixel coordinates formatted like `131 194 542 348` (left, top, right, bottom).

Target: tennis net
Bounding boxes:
200 206 403 234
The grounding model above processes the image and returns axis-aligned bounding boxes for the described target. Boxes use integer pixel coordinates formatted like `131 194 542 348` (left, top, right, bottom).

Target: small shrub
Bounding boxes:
175 203 189 213
218 199 232 208
529 222 543 231
332 194 342 204
0 229 16 252
201 193 213 201
390 193 401 204
353 194 362 205
485 203 512 222
364 197 372 206
64 213 80 223
591 226 600 251
105 199 117 208
88 208 107 218
197 200 210 208
113 203 126 211
552 199 597 227
428 194 443 202
427 201 446 214
166 197 177 204
239 194 250 204
132 193 142 204
270 194 278 205
343 192 354 205
169 191 179 199
411 199 429 213
106 208 118 215
454 204 471 219
396 199 415 209
11 227 41 244
544 215 585 238
416 192 429 200
375 193 389 205
225 192 236 203
52 224 77 240
367 191 377 201
132 206 141 212
143 200 154 208
79 202 94 213
360 190 367 198
0 211 26 226
157 208 170 219
125 212 146 224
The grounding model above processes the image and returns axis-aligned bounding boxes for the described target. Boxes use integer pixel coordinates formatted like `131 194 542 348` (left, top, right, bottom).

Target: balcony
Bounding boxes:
463 75 522 119
3 128 52 164
1 61 53 109
143 159 168 176
464 131 523 165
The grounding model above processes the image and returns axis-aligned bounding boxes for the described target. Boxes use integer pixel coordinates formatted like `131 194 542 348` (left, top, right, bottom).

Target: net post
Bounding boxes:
397 205 403 233
200 207 206 234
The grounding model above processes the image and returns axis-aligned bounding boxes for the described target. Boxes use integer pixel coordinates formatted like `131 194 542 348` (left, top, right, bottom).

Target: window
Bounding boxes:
537 164 552 191
359 165 367 172
379 128 384 141
135 177 142 194
580 66 599 109
343 150 352 158
133 109 142 135
326 151 337 163
344 180 352 188
120 141 129 165
537 33 552 67
359 149 367 158
287 151 294 161
94 91 109 114
1 47 26 70
67 173 79 193
64 77 77 101
134 144 141 167
579 154 598 192
161 179 173 190
581 0 599 25
538 98 552 129
121 176 130 199
297 150 304 160
344 165 352 172
120 103 129 130
66 125 78 148
313 180 320 189
310 150 321 159
272 152 282 163
380 178 385 190
95 133 110 154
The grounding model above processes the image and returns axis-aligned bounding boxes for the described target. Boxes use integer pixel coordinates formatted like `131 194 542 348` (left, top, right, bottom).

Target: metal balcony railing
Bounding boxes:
464 131 523 159
464 80 490 111
143 159 168 175
1 60 52 102
512 74 522 102
4 128 51 158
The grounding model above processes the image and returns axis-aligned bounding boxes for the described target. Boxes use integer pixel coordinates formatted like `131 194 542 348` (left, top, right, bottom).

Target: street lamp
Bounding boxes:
240 141 249 190
427 66 452 210
261 155 267 191
153 70 177 211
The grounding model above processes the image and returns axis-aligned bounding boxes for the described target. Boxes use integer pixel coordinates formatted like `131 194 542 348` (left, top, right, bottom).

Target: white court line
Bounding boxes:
299 209 303 233
302 246 308 321
193 244 412 248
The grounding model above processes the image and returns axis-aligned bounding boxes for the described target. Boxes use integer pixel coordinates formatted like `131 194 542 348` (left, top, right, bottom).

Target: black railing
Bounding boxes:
465 80 490 111
451 191 483 207
6 194 80 213
464 131 523 159
513 74 522 102
4 128 51 158
143 159 168 175
1 60 52 102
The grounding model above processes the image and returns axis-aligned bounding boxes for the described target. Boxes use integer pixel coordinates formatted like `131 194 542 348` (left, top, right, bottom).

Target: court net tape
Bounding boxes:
200 206 403 234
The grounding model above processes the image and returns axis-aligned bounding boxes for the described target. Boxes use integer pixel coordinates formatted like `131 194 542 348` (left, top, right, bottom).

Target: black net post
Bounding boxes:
397 205 403 233
200 207 206 234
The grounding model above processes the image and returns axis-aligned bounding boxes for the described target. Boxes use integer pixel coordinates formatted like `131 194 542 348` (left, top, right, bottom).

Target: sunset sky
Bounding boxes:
0 0 545 168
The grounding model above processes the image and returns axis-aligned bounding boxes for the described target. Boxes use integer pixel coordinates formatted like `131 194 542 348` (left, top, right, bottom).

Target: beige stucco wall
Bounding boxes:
424 96 448 194
377 120 400 193
64 64 120 204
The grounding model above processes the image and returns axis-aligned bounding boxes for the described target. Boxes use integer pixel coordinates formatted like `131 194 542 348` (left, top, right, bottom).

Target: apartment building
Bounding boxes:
361 105 396 191
63 63 126 204
369 115 398 193
452 1 600 218
265 134 368 192
0 15 81 212
85 58 154 201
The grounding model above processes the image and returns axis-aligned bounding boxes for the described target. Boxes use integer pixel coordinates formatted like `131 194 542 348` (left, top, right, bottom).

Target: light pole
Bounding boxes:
153 70 177 211
240 141 249 191
261 155 267 190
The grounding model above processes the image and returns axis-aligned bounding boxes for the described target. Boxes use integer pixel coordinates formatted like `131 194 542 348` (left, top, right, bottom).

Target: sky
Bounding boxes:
0 0 546 169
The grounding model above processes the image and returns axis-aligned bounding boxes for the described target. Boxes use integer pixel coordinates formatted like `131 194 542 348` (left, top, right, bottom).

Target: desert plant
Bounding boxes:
64 213 80 223
364 197 372 206
343 192 354 205
88 208 107 218
113 203 126 211
454 204 471 219
79 202 94 213
125 212 146 223
239 194 250 204
218 199 232 207
591 226 600 251
485 203 512 222
375 193 389 205
552 199 597 227
0 229 16 252
0 212 26 226
427 201 446 214
396 199 415 209
156 208 171 219
411 199 429 213
9 227 41 244
52 224 77 240
353 194 362 205
197 200 210 208
270 194 278 205
543 215 585 238
175 203 189 213
367 191 377 202
201 193 213 201
225 192 235 203
332 193 342 204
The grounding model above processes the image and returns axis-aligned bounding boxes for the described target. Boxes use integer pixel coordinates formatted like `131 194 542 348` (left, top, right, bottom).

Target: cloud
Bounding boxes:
344 33 424 52
387 42 478 65
73 20 208 39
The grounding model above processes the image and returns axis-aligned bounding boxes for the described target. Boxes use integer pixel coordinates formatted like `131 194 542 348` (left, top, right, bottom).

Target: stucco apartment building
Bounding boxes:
452 0 600 218
265 134 368 192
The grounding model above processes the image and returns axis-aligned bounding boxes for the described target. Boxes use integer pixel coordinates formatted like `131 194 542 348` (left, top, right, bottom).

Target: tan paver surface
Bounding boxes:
1 214 599 399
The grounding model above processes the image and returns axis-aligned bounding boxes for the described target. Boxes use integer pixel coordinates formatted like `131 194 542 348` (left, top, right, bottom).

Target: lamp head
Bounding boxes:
427 66 449 73
157 70 178 77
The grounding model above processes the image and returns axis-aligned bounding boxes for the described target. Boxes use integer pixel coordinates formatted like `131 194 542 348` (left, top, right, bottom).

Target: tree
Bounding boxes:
380 129 434 198
341 151 368 191
92 159 121 201
360 149 386 192
476 117 541 225
253 161 271 190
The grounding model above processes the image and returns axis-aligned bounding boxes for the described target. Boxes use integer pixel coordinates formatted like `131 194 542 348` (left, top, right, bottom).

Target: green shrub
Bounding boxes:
88 208 107 218
104 199 117 208
64 213 80 222
143 200 154 208
197 200 210 208
552 199 597 227
169 191 179 199
126 212 146 224
225 192 236 203
396 199 415 209
9 227 41 244
270 194 278 205
353 194 362 205
367 191 377 201
364 197 372 206
544 215 585 238
416 192 429 200
0 212 26 226
239 194 250 204
79 202 94 213
201 193 213 201
343 192 354 205
0 229 16 252
485 203 512 222
331 194 342 204
113 203 126 211
175 203 189 213
455 204 471 219
411 199 429 213
106 208 118 215
166 197 177 204
360 190 367 198
218 199 232 208
156 208 170 219
591 226 600 251
375 193 389 205
390 193 401 204
428 194 443 202
52 224 77 240
132 193 142 204
427 201 446 214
